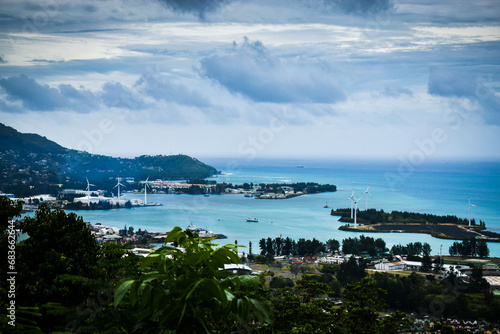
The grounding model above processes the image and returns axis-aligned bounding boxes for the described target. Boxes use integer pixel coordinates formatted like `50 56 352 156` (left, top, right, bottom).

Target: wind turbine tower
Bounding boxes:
114 177 125 198
346 188 354 218
363 185 372 211
467 196 478 227
85 178 96 206
352 195 363 229
144 176 151 205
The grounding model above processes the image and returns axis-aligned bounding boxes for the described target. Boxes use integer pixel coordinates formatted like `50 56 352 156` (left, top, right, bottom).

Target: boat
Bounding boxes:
324 201 329 208
246 217 259 222
297 165 305 168
244 193 254 197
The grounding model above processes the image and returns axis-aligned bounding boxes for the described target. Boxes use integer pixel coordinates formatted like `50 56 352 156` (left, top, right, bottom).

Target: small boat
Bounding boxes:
324 201 329 208
246 217 259 222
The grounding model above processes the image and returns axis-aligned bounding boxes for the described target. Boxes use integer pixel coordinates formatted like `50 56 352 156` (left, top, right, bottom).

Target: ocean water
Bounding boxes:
57 159 500 257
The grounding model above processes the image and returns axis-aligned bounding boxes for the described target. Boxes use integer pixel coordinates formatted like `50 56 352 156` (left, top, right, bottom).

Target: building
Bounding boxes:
375 261 406 271
319 255 346 264
223 264 255 275
484 276 500 290
23 194 57 202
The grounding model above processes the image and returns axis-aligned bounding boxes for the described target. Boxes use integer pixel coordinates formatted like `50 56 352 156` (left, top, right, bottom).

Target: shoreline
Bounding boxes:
337 223 500 242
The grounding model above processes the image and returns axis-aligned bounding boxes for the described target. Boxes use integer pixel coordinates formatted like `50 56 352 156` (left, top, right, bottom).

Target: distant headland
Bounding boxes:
0 123 219 197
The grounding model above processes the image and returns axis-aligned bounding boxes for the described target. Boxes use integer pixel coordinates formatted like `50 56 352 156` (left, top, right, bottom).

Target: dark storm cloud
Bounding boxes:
0 74 213 113
200 38 346 104
0 74 98 112
157 0 233 19
321 0 393 15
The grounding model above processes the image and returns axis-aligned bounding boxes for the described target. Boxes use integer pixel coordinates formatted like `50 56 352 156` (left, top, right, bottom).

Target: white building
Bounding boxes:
223 264 255 275
73 196 129 206
319 255 346 264
23 194 57 202
375 261 406 270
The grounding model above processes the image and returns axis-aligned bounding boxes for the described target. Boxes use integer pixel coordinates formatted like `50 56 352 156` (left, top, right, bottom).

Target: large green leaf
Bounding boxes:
113 279 134 307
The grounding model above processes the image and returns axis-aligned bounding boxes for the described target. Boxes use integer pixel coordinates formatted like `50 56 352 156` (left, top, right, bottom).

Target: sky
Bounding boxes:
0 0 499 163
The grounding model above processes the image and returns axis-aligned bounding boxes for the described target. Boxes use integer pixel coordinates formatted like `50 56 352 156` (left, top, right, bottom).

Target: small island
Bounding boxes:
331 208 500 241
167 180 337 198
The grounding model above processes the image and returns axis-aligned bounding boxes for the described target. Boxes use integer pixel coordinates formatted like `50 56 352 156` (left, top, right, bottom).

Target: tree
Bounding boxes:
295 279 332 302
422 242 432 256
17 204 100 306
269 276 294 289
114 227 272 333
255 254 267 264
421 254 433 273
477 240 489 258
337 256 367 285
375 237 386 251
326 238 340 253
265 252 275 264
259 238 266 255
266 237 275 255
290 264 300 277
333 277 411 334
469 266 489 293
0 196 22 230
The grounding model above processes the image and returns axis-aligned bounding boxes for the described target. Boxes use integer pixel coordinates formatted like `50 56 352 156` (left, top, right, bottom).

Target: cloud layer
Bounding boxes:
0 0 499 159
201 38 346 103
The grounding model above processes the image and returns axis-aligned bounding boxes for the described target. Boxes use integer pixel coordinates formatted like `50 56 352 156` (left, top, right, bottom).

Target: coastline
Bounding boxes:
337 223 500 242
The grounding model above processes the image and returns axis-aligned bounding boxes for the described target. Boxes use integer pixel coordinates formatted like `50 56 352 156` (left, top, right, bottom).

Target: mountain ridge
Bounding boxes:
0 123 219 197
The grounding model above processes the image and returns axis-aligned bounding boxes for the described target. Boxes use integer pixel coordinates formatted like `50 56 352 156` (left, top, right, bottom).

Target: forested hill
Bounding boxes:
0 123 219 196
0 122 67 154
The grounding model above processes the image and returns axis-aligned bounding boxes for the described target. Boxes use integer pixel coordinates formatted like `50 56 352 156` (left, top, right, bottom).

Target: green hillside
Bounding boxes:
0 123 219 197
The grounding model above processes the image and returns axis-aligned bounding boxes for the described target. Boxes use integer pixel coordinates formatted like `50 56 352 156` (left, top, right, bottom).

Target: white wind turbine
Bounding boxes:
467 196 478 227
346 188 355 218
85 177 96 205
363 185 372 211
143 176 151 205
113 176 125 198
352 195 363 229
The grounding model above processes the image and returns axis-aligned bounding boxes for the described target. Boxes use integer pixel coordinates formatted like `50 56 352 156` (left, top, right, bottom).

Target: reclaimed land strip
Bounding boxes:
333 208 500 241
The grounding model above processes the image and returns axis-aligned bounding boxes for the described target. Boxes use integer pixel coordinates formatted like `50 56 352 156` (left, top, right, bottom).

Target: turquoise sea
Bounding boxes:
58 159 500 257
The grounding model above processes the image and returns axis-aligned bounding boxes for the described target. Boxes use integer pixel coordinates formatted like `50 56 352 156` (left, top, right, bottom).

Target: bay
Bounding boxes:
60 159 500 257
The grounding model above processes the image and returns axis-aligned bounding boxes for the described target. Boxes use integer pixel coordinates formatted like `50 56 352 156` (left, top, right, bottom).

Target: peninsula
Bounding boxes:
0 123 219 197
331 208 500 241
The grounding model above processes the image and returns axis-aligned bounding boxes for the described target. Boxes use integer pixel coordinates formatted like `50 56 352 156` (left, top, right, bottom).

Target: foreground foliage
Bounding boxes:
1 199 499 333
114 227 272 333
